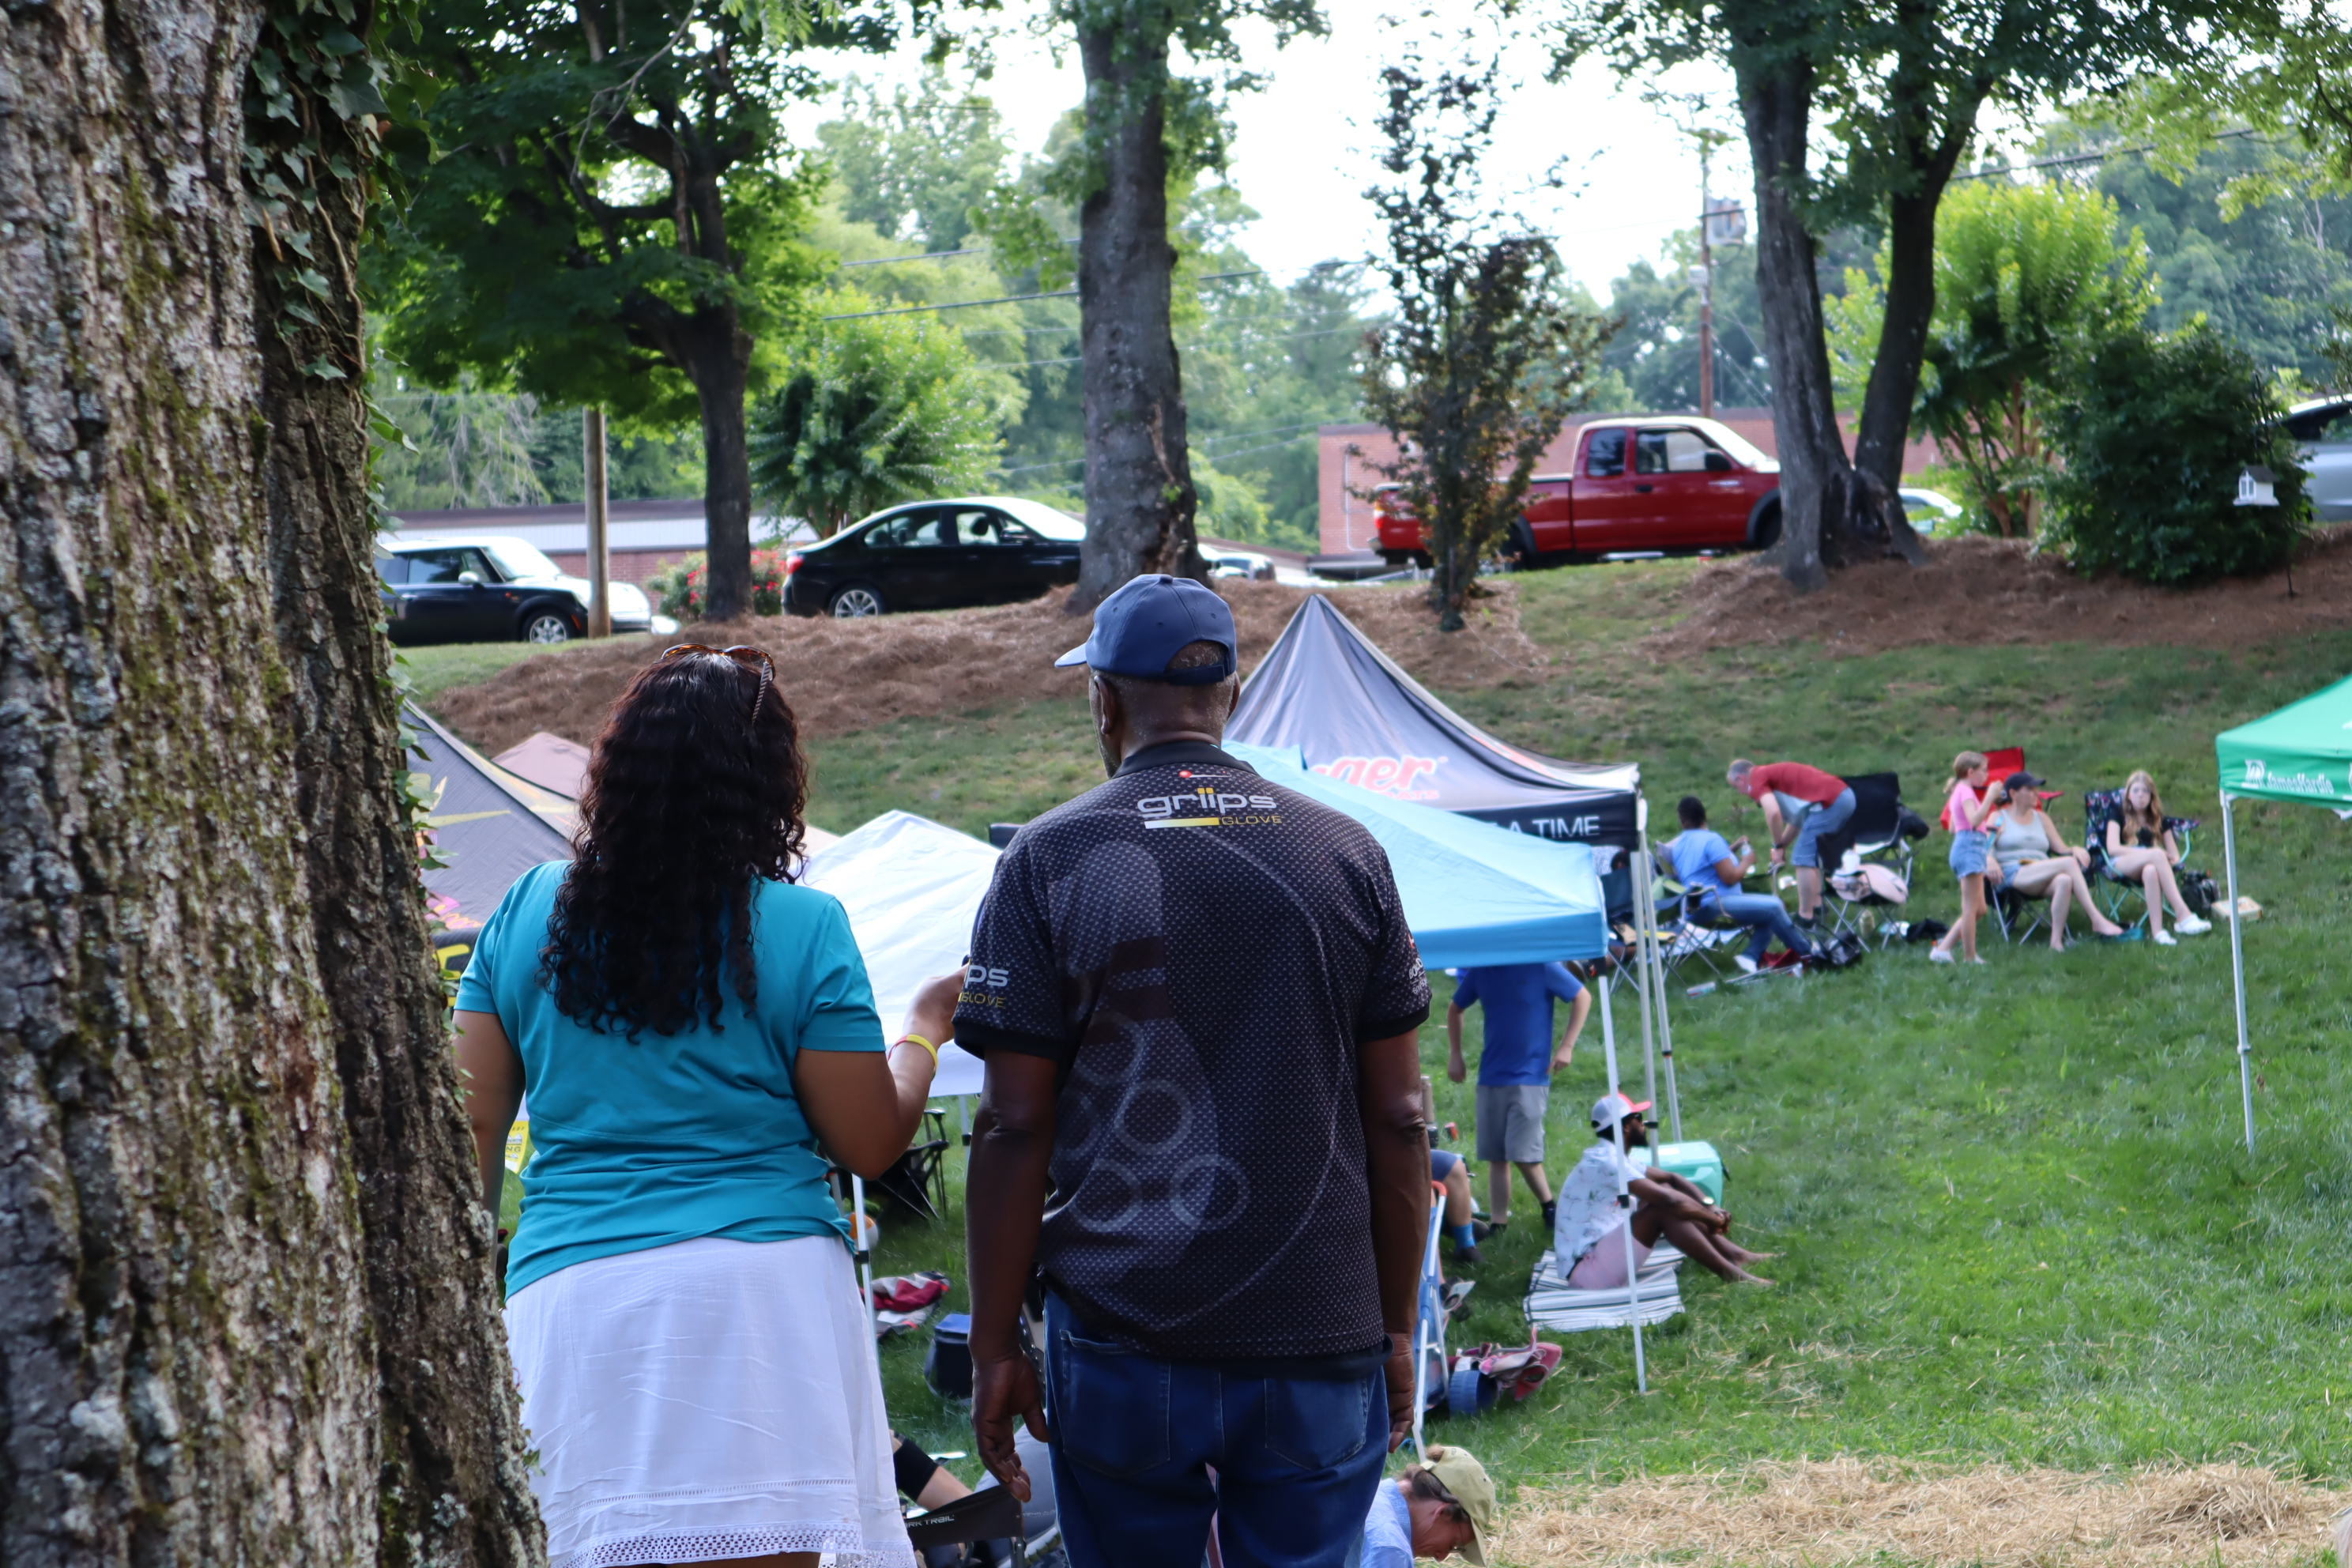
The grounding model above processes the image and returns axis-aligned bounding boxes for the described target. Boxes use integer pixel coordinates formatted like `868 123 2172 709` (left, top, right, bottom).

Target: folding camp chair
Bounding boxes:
905 1481 1058 1568
1975 748 2069 944
1816 772 1920 947
1524 1242 1687 1332
2082 789 2202 929
869 1107 953 1220
1649 844 1763 983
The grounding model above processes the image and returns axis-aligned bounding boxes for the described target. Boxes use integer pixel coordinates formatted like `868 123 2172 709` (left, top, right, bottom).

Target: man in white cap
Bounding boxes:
1554 1093 1774 1287
1352 1446 1497 1567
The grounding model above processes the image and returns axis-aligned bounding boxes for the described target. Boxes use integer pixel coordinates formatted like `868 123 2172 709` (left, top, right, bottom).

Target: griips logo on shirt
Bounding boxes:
959 963 1011 1008
1136 782 1282 830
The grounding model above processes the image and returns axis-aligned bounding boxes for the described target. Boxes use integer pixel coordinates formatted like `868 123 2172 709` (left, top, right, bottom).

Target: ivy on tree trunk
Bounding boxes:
2 0 542 1559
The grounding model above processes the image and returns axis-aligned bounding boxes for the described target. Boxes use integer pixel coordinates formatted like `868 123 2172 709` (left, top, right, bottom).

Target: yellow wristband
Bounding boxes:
894 1033 940 1069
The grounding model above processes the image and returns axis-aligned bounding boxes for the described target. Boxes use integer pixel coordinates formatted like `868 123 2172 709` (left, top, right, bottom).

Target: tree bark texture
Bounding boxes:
0 0 379 1558
1 0 545 1560
1732 40 1847 593
254 11 545 1559
1072 18 1204 614
607 114 757 623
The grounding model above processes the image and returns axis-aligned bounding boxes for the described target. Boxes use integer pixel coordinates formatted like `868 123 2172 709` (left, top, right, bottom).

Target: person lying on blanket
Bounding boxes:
1554 1094 1775 1288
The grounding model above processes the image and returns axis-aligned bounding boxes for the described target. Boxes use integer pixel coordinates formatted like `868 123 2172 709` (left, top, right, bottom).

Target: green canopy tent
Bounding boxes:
2213 673 2352 1152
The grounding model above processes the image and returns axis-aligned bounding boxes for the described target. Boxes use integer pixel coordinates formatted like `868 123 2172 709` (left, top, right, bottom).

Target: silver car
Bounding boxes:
2285 397 2352 520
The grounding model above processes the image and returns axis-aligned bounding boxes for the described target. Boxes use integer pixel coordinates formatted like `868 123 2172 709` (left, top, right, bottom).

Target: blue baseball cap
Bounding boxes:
1054 575 1238 685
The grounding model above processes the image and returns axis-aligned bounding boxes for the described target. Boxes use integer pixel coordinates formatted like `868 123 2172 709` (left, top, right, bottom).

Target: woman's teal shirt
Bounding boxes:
454 861 884 1296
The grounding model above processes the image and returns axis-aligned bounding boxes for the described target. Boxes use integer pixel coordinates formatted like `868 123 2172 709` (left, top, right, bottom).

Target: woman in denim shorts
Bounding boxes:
1931 751 2000 964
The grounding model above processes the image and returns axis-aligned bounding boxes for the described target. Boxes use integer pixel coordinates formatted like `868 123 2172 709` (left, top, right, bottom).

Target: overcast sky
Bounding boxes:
790 4 1760 304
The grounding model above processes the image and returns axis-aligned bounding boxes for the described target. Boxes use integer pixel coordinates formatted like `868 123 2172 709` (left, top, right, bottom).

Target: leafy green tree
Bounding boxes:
1360 48 1613 631
2044 320 2307 582
817 70 1012 252
1550 0 2267 589
1827 180 2158 537
371 366 550 510
971 0 1329 609
374 0 910 618
748 307 1010 534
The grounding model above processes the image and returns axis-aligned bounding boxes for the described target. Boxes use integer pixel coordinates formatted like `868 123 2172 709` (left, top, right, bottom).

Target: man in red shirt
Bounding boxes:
1726 758 1856 927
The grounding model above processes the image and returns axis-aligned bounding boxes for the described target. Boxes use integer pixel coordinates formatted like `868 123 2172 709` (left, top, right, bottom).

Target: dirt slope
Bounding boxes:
1666 529 2352 657
431 580 1546 756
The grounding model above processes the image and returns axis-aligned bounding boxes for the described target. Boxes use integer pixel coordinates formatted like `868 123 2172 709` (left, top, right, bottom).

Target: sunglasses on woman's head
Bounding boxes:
662 643 776 729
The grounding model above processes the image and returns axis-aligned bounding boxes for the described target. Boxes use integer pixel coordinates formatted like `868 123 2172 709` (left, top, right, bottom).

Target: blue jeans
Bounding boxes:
1792 786 1858 869
1043 1295 1389 1568
1701 891 1813 959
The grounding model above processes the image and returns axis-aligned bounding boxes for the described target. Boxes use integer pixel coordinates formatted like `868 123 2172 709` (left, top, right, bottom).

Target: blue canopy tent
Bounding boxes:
1228 742 1608 964
1231 742 1672 1391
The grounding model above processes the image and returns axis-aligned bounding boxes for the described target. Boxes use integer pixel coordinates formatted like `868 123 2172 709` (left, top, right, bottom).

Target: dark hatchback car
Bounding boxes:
376 534 670 645
782 496 1085 617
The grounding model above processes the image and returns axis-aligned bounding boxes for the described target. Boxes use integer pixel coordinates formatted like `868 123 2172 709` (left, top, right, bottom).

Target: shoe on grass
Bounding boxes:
1541 1199 1558 1231
2153 929 2178 946
1453 1244 1481 1265
2176 914 2212 935
1928 946 1955 965
1735 954 1759 974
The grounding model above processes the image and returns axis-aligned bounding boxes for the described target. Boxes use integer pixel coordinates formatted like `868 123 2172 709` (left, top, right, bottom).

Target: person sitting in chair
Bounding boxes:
1664 795 1814 973
1986 771 2128 950
1352 1446 1496 1567
1555 1094 1774 1287
2104 770 2213 947
1727 758 1854 929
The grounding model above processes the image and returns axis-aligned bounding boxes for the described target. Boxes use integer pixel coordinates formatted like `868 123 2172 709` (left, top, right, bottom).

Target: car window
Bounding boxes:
868 511 954 549
956 509 1033 548
1585 428 1627 477
1663 430 1714 471
1632 430 1710 473
2318 411 2352 443
375 548 409 586
406 547 495 583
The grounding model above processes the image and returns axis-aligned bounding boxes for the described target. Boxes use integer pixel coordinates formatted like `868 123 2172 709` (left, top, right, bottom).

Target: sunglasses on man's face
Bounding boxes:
662 643 776 729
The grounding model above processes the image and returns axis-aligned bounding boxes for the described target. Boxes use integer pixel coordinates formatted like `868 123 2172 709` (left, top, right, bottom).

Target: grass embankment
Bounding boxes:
839 564 2352 1501
398 638 603 706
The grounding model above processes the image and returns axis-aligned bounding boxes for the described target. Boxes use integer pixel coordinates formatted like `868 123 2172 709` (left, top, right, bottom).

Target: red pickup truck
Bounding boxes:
1373 416 1782 567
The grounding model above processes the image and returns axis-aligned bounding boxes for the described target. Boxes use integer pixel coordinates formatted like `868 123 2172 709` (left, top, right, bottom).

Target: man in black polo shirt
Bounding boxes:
958 575 1434 1568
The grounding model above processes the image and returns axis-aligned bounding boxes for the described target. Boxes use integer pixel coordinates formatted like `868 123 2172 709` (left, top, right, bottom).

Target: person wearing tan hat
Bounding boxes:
1354 1446 1497 1566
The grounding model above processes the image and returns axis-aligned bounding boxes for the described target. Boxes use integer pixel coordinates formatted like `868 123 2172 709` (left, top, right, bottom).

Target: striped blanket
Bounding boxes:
1524 1243 1686 1332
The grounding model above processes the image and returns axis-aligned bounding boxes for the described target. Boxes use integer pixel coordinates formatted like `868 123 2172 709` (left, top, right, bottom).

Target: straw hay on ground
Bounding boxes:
1496 1459 2351 1568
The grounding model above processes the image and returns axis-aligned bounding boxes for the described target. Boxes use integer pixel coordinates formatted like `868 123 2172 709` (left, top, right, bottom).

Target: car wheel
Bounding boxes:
829 583 887 618
1751 503 1783 550
522 610 574 644
1511 524 1543 571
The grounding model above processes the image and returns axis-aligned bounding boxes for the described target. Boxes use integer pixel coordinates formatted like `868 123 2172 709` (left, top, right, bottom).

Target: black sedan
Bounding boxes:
376 534 675 645
782 497 1085 617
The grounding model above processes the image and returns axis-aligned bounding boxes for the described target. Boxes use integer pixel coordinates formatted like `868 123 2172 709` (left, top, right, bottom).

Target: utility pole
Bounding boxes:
1698 141 1716 421
584 407 611 637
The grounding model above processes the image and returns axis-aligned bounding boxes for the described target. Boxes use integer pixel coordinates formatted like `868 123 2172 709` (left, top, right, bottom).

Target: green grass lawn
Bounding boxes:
397 637 607 704
646 564 2352 1498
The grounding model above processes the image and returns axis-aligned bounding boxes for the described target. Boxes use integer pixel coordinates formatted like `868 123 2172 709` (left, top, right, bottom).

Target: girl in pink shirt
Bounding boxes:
1931 751 2000 964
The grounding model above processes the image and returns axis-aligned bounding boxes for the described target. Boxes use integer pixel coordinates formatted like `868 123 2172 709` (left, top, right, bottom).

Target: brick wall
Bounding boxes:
543 549 692 586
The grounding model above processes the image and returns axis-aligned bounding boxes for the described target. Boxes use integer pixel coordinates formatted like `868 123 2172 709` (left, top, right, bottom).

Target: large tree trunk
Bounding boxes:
254 13 546 1564
691 317 756 621
1072 17 1203 614
0 0 379 1558
2 0 545 1560
1732 41 1849 593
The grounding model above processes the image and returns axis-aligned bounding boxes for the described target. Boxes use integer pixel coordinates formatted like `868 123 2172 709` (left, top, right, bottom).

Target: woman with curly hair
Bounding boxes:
455 645 951 1568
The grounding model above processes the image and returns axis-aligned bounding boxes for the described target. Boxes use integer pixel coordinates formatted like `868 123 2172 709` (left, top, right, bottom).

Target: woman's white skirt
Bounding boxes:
506 1233 916 1568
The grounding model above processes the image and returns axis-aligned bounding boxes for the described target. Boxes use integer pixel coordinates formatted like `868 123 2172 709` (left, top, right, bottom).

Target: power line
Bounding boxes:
1952 125 2265 183
835 246 995 267
820 269 1268 322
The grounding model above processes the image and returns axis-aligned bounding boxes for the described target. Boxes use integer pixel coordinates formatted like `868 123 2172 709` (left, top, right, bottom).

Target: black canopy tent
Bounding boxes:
1227 594 1642 848
404 704 576 953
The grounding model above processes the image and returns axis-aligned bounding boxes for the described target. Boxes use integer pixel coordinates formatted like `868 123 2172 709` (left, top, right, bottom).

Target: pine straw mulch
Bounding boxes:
429 579 1547 756
1496 1459 2352 1568
1657 526 2352 658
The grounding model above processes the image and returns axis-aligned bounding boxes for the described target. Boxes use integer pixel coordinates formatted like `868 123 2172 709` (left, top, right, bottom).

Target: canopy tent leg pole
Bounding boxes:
1629 839 1660 1114
2221 791 2256 1156
1597 974 1646 1393
850 1172 876 1337
1639 835 1684 1143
